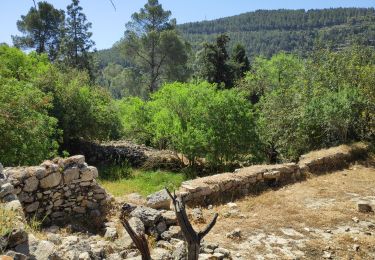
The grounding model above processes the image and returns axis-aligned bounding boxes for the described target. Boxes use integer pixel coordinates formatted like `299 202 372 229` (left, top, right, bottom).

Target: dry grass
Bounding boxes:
194 164 375 259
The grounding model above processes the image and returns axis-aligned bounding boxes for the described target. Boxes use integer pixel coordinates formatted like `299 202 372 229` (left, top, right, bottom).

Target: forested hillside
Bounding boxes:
179 8 375 58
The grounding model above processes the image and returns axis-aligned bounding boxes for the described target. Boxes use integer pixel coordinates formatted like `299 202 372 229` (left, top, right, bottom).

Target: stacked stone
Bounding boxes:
179 143 368 206
3 155 110 224
179 163 300 206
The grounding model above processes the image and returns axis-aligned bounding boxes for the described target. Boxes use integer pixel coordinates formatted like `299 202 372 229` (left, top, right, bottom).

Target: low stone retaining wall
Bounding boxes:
68 140 184 171
1 155 111 227
179 143 369 206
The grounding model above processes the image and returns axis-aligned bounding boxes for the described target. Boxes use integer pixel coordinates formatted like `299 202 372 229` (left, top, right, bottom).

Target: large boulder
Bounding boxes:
146 190 171 210
130 206 162 227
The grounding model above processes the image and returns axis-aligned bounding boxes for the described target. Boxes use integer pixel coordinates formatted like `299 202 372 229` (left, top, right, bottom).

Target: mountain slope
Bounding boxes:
178 8 375 58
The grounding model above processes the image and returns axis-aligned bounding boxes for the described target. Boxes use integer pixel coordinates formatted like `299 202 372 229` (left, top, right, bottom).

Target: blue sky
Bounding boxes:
1 0 374 50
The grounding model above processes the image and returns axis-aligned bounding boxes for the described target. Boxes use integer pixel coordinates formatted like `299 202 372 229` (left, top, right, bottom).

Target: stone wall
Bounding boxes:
1 155 111 227
68 139 184 171
179 143 369 206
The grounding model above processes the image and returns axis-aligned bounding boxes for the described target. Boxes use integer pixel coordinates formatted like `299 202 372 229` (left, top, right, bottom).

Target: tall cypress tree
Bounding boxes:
60 0 95 72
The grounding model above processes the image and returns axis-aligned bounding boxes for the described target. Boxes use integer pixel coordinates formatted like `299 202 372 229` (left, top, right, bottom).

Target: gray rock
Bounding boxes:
226 228 242 239
198 254 214 260
358 201 373 213
79 251 91 260
161 226 182 241
63 167 80 184
25 201 39 213
40 172 61 189
6 229 28 248
80 167 97 181
23 176 39 192
157 240 174 251
172 241 187 260
0 183 14 198
104 227 118 240
130 206 162 227
191 208 204 223
5 250 27 260
128 217 145 236
46 233 61 245
161 210 177 226
146 190 171 210
156 221 167 234
151 248 172 260
214 248 230 257
213 252 225 259
4 200 23 214
34 240 56 260
64 155 85 166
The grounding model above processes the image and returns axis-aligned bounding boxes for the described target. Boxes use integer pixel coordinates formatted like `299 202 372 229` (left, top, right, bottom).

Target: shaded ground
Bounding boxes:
196 164 375 260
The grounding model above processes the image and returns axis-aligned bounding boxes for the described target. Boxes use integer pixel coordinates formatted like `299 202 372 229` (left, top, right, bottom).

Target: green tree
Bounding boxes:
12 1 65 61
36 68 122 144
0 46 58 166
60 0 95 72
196 34 234 88
231 43 250 80
146 82 260 168
122 0 189 94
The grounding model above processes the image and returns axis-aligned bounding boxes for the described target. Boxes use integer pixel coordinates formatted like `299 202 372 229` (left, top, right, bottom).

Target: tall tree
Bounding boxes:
231 43 250 80
196 34 234 88
60 0 95 72
12 1 65 61
123 0 189 94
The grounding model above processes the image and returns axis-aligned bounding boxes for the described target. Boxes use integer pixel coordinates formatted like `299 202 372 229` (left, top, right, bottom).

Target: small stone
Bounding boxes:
226 228 242 239
151 248 172 260
353 244 360 251
130 206 162 227
6 229 28 248
345 227 350 232
191 208 205 223
207 205 213 210
325 229 332 234
104 227 118 240
358 201 373 213
322 251 332 259
227 202 238 209
214 248 230 257
213 252 225 259
0 183 14 198
79 252 91 260
352 217 359 223
25 201 39 213
156 221 167 234
172 241 186 260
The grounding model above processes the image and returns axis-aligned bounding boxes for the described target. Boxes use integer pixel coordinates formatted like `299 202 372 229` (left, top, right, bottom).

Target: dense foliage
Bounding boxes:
119 82 260 167
239 46 374 162
0 46 122 166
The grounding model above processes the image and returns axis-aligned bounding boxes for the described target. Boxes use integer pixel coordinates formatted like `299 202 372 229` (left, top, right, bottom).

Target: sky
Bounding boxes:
1 0 375 50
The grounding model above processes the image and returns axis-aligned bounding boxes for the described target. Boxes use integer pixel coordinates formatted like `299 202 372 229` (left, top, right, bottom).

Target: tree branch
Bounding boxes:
198 213 218 239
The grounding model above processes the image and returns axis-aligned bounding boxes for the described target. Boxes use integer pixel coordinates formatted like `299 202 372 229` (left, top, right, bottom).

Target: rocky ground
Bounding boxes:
197 163 375 260
2 160 374 260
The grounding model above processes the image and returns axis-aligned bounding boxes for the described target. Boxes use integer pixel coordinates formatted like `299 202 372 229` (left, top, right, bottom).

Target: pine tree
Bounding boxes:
60 0 95 72
123 0 189 94
12 1 65 61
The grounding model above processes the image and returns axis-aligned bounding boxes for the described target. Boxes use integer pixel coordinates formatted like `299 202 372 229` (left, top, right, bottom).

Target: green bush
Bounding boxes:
0 46 58 166
120 81 261 168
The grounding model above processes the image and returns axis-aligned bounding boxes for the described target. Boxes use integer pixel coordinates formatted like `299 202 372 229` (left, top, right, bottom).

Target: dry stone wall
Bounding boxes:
179 143 369 206
69 139 184 171
2 155 111 226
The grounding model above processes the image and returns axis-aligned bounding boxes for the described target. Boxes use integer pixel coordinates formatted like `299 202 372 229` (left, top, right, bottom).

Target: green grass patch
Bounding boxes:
98 169 186 197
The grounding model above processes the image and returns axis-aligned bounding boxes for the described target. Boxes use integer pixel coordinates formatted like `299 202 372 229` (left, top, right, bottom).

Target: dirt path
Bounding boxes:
197 164 375 259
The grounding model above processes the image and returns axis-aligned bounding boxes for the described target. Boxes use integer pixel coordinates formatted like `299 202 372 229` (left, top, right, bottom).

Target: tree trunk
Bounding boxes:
187 242 200 260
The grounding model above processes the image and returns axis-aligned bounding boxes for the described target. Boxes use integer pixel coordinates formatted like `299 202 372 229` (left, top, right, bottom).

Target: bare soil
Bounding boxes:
195 163 375 260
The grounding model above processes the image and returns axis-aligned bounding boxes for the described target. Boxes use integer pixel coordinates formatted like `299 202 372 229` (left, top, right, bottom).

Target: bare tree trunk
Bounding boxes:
165 188 218 260
120 210 151 260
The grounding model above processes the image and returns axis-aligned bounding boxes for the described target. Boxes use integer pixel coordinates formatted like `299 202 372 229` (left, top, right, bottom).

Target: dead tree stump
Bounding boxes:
120 208 151 260
166 188 218 260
